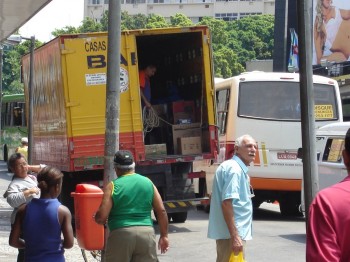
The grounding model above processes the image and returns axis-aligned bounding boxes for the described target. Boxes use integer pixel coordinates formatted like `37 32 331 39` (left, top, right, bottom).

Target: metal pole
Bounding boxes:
101 1 121 260
27 36 35 165
0 46 3 159
103 0 121 185
297 0 318 224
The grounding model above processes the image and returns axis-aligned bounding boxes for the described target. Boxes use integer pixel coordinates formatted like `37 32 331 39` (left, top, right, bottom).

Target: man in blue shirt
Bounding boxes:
208 134 257 262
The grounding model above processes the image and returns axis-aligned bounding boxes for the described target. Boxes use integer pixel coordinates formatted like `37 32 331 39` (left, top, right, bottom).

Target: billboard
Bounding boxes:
313 0 350 65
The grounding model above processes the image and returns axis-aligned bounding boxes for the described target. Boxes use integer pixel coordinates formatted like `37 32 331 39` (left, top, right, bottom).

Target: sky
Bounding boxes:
19 0 84 42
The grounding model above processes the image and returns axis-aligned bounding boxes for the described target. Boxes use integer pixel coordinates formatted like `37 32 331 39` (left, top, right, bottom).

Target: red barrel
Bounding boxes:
71 184 104 250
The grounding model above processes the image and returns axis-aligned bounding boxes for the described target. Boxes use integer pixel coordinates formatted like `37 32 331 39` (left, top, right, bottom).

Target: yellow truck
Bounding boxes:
21 26 217 222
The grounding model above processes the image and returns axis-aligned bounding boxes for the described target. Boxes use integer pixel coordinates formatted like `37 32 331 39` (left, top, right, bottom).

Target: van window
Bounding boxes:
238 82 338 121
322 138 344 163
216 88 230 135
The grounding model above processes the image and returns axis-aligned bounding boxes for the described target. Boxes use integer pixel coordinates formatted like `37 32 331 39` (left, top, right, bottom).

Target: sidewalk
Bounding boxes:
0 161 99 262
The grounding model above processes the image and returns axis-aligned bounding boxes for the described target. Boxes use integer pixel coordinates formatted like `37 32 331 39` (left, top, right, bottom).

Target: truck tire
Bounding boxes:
170 212 188 223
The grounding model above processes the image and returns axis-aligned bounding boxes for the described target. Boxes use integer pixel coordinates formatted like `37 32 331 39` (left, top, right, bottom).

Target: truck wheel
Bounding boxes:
171 212 188 223
279 195 303 217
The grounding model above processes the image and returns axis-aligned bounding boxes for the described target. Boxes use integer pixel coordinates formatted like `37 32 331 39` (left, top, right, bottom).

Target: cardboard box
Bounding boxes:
145 144 167 156
172 123 201 153
178 136 202 155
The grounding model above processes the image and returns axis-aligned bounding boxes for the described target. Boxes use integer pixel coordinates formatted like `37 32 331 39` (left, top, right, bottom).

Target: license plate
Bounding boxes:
277 152 297 160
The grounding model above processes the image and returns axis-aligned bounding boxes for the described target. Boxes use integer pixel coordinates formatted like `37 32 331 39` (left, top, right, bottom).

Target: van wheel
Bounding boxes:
171 212 188 223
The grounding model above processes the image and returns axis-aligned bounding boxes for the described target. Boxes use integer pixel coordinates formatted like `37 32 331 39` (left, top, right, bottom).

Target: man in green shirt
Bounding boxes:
95 150 169 262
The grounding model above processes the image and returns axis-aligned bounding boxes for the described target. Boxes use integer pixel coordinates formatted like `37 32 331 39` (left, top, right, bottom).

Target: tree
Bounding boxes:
120 11 148 30
214 47 244 78
78 17 103 33
197 17 229 49
227 15 274 61
52 26 79 37
2 39 43 95
170 13 193 27
146 14 169 29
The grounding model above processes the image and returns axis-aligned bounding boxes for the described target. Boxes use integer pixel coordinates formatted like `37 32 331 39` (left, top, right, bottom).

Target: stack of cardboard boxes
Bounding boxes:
145 100 202 156
172 101 202 155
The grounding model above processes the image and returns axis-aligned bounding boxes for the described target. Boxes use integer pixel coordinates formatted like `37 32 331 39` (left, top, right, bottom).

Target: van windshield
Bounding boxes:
238 81 338 121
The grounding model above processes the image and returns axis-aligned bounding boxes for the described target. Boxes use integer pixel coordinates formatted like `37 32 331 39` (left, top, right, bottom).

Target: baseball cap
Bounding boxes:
21 137 28 143
114 150 135 168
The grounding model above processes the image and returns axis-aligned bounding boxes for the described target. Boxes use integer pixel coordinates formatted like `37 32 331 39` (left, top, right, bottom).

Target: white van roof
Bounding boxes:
317 122 350 136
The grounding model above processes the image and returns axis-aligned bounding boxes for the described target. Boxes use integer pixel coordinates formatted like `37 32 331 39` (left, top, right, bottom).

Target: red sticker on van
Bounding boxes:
277 152 297 160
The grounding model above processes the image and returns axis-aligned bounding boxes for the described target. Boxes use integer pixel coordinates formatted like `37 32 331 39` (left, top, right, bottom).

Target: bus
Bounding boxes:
0 94 27 161
196 72 343 216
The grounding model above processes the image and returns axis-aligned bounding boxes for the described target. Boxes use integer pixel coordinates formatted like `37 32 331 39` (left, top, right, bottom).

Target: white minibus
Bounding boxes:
197 72 343 216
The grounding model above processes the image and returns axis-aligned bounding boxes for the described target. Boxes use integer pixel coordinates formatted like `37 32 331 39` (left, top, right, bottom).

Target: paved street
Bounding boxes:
0 161 306 261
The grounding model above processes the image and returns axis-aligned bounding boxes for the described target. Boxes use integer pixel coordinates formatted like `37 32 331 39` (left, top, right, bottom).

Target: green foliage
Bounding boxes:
121 11 148 30
52 26 80 37
227 15 274 62
2 39 43 95
170 13 193 27
198 17 229 48
100 11 109 31
78 17 103 33
146 14 170 29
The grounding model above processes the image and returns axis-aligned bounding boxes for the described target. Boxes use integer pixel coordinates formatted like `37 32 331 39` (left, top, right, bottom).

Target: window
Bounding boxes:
322 138 344 163
216 88 230 134
90 0 101 4
238 82 338 121
215 13 238 21
2 102 26 127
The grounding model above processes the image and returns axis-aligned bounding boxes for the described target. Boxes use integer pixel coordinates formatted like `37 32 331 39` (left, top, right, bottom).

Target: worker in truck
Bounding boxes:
94 150 169 262
139 64 157 108
207 134 257 262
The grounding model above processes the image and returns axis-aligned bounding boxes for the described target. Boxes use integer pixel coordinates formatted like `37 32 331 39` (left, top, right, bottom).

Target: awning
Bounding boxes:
0 0 52 42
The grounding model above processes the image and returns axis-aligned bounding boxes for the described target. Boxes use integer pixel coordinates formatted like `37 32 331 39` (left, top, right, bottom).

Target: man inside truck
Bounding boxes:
139 64 157 108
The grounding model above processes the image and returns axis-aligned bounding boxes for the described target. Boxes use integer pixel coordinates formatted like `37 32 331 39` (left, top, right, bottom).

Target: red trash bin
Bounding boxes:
71 184 104 250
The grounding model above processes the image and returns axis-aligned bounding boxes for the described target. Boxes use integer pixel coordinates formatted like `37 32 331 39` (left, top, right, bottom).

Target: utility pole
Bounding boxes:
103 0 121 187
101 1 121 260
297 0 318 224
26 36 35 165
0 46 3 158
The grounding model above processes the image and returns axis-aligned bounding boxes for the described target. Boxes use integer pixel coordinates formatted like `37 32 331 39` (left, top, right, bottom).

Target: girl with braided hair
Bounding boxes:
9 166 74 262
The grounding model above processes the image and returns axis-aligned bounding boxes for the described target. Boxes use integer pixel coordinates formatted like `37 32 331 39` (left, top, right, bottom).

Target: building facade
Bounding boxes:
84 0 275 23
